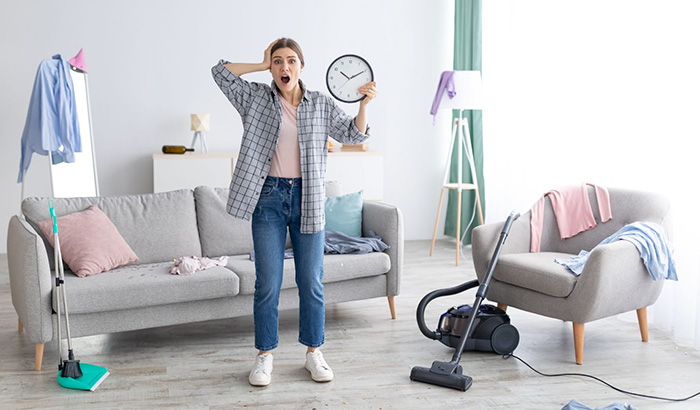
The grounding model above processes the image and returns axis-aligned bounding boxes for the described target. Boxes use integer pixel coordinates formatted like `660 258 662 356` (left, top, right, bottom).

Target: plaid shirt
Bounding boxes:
212 60 370 233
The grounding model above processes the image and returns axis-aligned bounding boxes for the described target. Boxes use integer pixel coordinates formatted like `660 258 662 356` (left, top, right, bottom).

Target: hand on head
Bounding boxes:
263 39 280 70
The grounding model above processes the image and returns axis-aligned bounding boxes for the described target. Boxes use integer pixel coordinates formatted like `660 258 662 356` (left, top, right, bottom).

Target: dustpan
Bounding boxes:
57 363 110 391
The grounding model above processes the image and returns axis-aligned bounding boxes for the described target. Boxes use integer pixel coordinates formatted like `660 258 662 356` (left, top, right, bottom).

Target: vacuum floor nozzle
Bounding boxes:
410 362 473 391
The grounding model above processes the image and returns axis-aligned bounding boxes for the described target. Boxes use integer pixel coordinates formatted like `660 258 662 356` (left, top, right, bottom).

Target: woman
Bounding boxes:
212 38 378 387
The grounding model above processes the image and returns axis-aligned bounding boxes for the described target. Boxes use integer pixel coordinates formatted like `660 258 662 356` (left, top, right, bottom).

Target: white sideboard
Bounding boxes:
153 152 237 193
325 151 384 200
152 151 384 200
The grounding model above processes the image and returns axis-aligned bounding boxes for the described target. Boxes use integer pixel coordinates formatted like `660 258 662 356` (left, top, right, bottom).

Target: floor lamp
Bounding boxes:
429 71 484 266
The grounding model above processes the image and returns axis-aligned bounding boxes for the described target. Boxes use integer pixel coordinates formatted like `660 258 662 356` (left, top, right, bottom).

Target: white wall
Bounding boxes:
483 1 700 347
0 0 454 252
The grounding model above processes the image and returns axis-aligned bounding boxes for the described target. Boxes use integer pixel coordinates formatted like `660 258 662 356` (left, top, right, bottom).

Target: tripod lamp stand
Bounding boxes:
429 70 484 266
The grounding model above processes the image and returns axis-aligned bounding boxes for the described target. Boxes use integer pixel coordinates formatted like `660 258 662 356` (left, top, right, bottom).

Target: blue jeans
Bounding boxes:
251 177 325 351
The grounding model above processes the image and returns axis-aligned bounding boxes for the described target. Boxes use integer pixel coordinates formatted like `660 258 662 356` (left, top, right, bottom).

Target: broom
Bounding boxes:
50 200 110 391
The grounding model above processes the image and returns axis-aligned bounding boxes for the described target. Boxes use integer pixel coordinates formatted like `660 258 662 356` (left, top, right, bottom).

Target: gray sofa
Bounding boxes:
8 186 403 371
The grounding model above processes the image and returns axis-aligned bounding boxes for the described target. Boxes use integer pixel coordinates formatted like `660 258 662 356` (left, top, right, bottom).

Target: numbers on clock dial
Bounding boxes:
326 54 373 103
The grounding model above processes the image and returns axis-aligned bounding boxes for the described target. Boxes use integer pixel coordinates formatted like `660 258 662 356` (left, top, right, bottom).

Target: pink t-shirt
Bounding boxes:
268 97 301 178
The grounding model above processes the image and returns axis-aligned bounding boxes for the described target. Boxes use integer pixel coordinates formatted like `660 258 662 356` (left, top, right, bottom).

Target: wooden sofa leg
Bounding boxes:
573 322 584 365
497 303 508 312
35 343 45 371
637 307 649 342
18 318 23 333
387 296 396 320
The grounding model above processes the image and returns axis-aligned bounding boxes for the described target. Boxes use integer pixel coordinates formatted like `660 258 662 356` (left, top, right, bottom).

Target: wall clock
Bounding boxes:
326 54 374 103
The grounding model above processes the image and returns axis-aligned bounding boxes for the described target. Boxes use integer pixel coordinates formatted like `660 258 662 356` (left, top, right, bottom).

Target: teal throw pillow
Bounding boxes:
325 190 363 237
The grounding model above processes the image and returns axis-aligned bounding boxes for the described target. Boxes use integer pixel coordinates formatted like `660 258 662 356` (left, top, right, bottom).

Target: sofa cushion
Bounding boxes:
227 252 391 295
22 189 202 267
38 205 139 277
194 186 254 257
55 261 239 314
325 190 363 237
494 252 578 298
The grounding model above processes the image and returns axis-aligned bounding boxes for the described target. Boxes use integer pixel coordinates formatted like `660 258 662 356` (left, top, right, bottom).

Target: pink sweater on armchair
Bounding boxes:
530 184 612 253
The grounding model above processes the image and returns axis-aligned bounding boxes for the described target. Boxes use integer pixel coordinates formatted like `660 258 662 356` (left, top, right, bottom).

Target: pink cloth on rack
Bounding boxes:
68 48 87 72
530 184 612 253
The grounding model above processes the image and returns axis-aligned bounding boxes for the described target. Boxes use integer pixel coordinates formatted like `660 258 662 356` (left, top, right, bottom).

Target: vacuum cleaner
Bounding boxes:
410 212 520 391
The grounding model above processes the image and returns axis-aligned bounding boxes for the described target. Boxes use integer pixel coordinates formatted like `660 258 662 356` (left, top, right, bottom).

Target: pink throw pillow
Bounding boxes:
38 205 139 277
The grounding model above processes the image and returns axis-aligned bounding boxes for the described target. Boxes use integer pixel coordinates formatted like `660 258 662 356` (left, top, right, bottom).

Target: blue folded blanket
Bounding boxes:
555 222 677 280
324 230 390 255
249 230 390 261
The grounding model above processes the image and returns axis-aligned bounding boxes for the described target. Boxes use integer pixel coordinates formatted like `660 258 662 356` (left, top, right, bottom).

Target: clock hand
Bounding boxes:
340 71 350 80
349 69 366 80
338 78 352 90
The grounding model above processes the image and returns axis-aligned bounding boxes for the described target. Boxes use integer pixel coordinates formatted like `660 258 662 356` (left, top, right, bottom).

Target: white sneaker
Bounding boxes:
305 350 334 382
249 353 273 386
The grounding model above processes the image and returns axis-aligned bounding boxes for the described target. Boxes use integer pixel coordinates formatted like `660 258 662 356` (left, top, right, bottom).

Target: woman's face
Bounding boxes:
271 47 303 94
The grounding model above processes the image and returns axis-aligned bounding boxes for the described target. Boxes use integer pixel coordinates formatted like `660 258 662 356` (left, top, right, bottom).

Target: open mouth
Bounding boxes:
281 75 290 84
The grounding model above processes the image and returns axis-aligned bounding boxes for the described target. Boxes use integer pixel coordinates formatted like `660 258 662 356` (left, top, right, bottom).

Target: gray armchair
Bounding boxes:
471 187 671 364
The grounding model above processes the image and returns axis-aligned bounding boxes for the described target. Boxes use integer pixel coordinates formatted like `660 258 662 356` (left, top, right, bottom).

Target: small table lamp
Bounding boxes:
429 70 484 266
190 113 210 153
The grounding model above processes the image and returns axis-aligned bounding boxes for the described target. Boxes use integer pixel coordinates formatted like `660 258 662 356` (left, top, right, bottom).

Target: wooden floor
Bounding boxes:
2 241 700 409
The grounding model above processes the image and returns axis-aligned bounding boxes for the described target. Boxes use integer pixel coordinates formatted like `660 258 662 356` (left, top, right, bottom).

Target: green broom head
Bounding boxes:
61 349 83 378
58 362 110 391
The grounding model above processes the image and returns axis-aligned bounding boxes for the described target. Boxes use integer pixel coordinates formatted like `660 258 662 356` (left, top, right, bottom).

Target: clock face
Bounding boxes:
326 54 374 103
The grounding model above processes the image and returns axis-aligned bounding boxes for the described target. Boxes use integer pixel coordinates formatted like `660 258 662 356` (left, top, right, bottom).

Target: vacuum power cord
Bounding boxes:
503 353 700 402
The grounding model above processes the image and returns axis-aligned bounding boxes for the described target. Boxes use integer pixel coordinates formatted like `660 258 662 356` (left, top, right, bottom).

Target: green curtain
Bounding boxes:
444 0 484 245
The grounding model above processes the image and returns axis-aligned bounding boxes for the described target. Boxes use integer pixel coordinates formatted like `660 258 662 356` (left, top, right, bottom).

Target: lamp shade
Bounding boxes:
439 70 482 110
190 113 210 131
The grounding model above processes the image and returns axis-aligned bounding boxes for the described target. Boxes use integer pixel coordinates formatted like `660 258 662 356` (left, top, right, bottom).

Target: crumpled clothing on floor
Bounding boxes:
562 399 637 410
170 256 228 275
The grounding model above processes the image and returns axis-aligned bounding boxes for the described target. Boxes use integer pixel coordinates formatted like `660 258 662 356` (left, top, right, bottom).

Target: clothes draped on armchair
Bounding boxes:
530 183 612 252
555 221 677 280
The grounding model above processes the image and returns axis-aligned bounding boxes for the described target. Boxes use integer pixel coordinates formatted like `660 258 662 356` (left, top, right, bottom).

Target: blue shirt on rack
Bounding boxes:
17 54 82 183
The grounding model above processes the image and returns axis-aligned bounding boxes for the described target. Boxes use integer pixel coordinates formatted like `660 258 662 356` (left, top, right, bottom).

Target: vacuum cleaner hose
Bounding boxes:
416 279 479 340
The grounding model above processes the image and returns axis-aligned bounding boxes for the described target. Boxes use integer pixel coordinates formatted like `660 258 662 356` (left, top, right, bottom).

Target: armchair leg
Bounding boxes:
387 296 396 320
35 343 44 371
636 307 649 342
18 318 23 333
573 322 584 365
497 303 508 312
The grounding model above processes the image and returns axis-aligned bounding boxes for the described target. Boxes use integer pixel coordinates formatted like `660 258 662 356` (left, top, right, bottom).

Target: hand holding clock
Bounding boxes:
358 81 378 107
